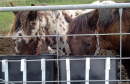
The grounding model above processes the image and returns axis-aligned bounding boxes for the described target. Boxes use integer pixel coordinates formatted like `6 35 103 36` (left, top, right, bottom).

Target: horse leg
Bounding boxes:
122 59 130 84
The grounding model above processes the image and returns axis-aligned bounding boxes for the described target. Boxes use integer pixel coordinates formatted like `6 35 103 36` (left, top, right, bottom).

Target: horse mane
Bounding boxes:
8 11 32 36
67 8 118 34
97 8 118 29
8 3 47 36
67 11 93 34
8 3 48 36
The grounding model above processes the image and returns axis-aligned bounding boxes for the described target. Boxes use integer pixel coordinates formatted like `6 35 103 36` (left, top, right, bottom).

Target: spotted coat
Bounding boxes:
8 4 84 56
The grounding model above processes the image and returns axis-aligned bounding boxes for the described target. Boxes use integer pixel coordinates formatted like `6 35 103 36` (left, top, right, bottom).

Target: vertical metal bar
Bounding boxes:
105 57 110 84
54 10 59 84
41 59 46 84
21 59 27 84
2 59 8 84
66 58 70 84
54 10 58 63
85 58 90 84
119 8 123 84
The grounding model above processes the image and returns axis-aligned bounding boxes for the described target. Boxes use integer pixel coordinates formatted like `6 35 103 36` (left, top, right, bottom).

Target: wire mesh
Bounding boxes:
0 0 130 84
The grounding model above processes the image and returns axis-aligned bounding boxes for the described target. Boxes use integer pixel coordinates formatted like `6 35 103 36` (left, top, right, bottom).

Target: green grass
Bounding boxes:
0 12 14 30
0 0 130 32
0 0 98 32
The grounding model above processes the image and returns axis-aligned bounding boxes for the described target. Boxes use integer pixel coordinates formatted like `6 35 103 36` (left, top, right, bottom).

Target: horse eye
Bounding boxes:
84 42 91 50
29 39 34 43
86 42 91 48
31 22 36 25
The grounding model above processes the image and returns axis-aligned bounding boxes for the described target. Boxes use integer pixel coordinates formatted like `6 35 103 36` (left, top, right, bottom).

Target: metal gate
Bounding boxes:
0 1 130 84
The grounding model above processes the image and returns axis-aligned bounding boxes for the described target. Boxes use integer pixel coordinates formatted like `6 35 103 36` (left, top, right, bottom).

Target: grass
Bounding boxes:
0 12 14 30
0 0 130 32
0 0 97 32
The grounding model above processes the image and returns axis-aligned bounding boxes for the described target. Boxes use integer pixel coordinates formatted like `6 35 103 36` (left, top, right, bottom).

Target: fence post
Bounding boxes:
66 58 70 84
21 59 27 84
105 57 110 84
85 58 90 84
41 59 46 84
2 59 8 84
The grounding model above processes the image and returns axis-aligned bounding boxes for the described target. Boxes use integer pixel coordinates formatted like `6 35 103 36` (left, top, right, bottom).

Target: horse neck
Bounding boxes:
47 10 68 35
98 25 121 54
98 36 113 49
43 10 71 55
40 10 68 45
43 10 69 45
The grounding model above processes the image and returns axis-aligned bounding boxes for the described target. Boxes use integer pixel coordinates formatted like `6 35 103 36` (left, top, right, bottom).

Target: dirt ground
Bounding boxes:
0 31 129 84
0 30 49 55
0 38 49 55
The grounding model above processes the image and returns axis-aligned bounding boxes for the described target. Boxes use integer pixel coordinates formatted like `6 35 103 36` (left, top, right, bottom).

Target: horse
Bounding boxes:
8 2 84 55
83 0 116 13
65 6 130 82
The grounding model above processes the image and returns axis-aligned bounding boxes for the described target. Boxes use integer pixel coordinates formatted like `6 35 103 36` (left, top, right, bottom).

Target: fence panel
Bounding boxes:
0 0 130 84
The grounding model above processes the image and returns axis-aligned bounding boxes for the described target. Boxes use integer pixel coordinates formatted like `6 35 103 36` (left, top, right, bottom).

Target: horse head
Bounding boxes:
8 3 45 55
65 9 99 55
9 2 84 56
63 5 130 80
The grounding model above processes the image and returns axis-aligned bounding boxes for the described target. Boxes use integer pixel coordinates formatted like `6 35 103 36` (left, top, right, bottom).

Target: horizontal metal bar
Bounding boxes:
1 57 130 62
0 79 129 83
1 33 130 38
0 3 130 12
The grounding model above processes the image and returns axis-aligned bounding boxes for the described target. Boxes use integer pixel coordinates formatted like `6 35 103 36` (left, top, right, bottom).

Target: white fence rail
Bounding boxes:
0 3 130 12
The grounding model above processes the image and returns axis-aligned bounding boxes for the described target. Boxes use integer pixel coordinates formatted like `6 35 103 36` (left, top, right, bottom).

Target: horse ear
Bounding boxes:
29 11 37 21
88 9 99 29
10 2 15 7
10 2 19 15
29 4 37 20
62 12 73 23
31 4 35 6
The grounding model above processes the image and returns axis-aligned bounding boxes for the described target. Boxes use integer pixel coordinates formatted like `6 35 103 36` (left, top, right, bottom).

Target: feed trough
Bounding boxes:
58 56 117 84
0 54 56 84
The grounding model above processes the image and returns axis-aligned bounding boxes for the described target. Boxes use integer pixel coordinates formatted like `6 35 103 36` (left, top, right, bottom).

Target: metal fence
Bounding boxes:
0 0 129 35
0 0 130 33
0 0 129 7
0 1 130 84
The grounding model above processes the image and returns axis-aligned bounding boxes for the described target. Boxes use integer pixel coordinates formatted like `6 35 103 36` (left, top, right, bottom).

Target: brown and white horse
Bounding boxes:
8 1 115 56
66 7 130 81
8 2 84 55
